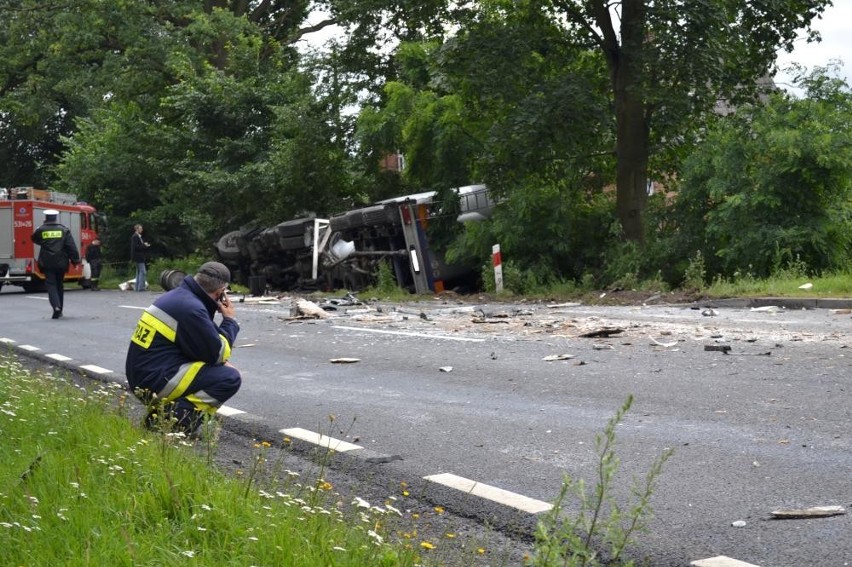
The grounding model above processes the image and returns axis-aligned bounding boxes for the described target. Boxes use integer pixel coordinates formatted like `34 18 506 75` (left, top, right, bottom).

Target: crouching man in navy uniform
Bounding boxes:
125 261 241 437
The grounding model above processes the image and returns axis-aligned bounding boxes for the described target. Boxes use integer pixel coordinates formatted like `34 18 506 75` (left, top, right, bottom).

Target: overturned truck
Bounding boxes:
215 185 494 294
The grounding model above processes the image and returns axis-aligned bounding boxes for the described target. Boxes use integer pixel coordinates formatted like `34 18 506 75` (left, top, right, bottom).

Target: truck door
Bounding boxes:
0 207 12 259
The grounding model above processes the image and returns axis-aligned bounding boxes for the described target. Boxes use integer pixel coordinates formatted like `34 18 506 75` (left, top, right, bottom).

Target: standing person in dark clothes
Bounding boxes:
85 237 103 291
31 209 80 319
131 224 150 292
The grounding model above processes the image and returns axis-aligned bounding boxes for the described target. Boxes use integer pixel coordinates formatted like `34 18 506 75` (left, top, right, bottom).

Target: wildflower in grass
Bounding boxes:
444 533 456 539
248 536 259 541
420 541 435 550
367 530 384 545
333 546 346 552
385 504 402 516
477 548 486 554
181 550 195 557
318 480 333 491
434 506 444 514
353 496 371 509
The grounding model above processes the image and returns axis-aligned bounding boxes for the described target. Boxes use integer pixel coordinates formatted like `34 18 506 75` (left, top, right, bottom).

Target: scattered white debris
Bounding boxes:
542 354 575 361
296 299 330 319
439 366 453 372
649 336 678 348
798 282 813 290
770 505 846 519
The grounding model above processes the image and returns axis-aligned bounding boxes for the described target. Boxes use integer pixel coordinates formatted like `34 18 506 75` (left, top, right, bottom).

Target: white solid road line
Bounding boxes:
423 472 553 514
332 325 486 342
280 427 363 452
119 305 147 310
691 557 761 567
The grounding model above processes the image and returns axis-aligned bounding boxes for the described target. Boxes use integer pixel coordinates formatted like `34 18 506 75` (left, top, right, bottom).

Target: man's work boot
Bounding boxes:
52 308 62 319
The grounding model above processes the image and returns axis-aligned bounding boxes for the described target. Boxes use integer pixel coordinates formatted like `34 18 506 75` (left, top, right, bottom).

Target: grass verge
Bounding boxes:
0 355 503 566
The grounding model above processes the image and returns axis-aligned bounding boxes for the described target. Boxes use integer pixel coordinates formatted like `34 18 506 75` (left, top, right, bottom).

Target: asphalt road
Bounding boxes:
2 285 851 566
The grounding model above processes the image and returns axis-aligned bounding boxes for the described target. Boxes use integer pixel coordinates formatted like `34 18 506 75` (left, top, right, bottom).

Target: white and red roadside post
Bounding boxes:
492 243 503 293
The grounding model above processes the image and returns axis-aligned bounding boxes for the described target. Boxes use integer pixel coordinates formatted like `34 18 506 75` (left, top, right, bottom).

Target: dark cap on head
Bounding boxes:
197 261 230 284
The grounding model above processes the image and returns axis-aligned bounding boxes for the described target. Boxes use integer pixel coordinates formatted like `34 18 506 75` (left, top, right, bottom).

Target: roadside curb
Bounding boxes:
698 297 852 310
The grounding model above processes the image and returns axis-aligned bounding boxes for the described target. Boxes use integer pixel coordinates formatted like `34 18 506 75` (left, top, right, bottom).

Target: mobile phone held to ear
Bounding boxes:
218 291 228 304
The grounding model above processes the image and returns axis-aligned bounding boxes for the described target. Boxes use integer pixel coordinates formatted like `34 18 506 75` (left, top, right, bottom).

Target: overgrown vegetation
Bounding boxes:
530 396 673 566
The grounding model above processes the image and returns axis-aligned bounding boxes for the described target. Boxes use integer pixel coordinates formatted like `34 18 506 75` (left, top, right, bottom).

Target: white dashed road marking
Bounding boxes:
79 364 112 374
19 345 41 352
216 405 245 416
280 427 363 452
46 353 73 362
423 472 553 514
0 338 15 344
119 305 147 310
691 557 761 567
332 325 485 342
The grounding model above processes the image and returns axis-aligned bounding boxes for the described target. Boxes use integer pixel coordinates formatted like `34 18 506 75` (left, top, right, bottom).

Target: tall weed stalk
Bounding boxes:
529 395 673 566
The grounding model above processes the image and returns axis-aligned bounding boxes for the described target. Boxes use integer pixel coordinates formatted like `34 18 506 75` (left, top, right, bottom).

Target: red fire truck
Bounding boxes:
0 187 106 293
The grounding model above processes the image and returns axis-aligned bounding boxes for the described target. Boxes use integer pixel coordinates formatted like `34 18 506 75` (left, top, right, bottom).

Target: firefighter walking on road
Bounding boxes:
31 209 80 319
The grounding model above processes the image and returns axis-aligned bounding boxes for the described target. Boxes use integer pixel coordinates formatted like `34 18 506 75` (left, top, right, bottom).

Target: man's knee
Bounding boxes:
216 365 242 399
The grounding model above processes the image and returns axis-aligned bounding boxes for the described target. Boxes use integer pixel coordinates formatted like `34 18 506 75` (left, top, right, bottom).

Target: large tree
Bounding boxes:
542 0 831 242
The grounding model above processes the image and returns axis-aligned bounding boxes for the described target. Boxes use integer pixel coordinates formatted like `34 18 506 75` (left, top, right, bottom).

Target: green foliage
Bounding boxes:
529 396 673 566
668 66 852 280
682 251 707 292
374 260 401 295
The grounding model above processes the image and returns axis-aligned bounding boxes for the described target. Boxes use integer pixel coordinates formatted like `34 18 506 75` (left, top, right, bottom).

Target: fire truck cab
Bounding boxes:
0 187 105 293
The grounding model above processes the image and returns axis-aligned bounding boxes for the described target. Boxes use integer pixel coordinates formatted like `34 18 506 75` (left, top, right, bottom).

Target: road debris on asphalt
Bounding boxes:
578 327 624 338
329 358 360 364
542 354 575 361
296 298 331 319
770 505 846 519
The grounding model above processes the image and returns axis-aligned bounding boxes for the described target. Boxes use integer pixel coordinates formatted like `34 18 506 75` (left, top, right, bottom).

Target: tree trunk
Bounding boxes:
614 83 649 243
610 0 650 244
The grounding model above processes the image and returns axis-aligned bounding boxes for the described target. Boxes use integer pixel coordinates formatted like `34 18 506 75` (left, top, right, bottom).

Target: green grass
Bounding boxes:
0 355 505 566
704 270 852 298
